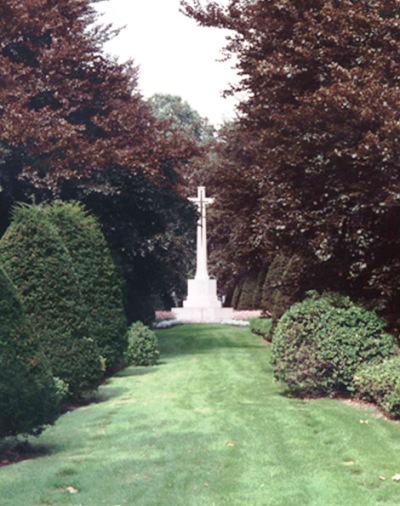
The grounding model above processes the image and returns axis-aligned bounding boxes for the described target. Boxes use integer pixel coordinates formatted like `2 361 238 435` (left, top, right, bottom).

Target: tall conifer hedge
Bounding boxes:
0 265 59 438
0 204 102 400
48 201 128 371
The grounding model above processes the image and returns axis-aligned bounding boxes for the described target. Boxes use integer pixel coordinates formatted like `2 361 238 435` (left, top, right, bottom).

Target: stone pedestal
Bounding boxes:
173 277 233 323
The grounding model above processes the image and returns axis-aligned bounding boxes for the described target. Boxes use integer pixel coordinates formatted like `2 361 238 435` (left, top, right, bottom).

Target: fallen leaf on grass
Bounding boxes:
225 442 235 447
64 486 78 494
392 474 400 481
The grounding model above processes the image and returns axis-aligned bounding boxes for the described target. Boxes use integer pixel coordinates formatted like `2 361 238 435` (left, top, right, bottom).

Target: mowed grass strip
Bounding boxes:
1 324 400 505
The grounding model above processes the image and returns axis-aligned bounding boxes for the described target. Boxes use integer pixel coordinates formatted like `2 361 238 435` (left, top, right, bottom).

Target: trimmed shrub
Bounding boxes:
271 292 394 397
237 272 258 310
250 318 273 341
48 201 128 372
125 321 159 366
252 264 269 309
261 253 306 322
0 265 59 438
231 280 244 309
0 204 102 400
352 356 400 418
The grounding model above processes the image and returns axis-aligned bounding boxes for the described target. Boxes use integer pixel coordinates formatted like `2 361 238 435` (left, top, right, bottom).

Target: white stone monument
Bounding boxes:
173 186 233 323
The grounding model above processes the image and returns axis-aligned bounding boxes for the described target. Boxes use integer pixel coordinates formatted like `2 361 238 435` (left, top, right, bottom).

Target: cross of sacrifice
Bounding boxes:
189 186 214 280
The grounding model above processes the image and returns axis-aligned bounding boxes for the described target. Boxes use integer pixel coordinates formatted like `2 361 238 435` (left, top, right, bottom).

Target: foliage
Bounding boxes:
262 253 310 322
149 93 215 145
62 168 197 322
0 0 165 191
271 292 394 396
0 264 59 438
249 318 273 341
148 93 218 190
251 264 268 309
0 1 205 327
48 201 128 372
183 0 400 329
125 321 160 366
0 204 102 400
230 279 243 309
353 356 400 418
237 271 258 310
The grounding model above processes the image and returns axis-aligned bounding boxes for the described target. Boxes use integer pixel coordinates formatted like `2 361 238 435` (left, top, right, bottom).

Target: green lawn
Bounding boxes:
1 324 400 505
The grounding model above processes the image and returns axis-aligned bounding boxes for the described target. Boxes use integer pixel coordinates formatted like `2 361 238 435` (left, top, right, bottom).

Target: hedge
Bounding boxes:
0 204 102 400
237 272 258 310
250 318 273 341
124 321 159 366
271 292 394 397
0 264 59 438
353 356 400 418
48 201 128 372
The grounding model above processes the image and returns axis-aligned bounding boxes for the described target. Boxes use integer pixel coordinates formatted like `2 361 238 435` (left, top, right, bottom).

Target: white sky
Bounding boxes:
95 0 239 126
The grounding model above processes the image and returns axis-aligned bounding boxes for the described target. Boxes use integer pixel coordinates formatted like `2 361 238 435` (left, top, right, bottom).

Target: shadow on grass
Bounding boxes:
115 366 158 378
0 439 59 467
92 386 129 403
92 367 158 403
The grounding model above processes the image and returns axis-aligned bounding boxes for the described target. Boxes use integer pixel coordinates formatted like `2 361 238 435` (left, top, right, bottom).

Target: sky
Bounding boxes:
95 0 239 126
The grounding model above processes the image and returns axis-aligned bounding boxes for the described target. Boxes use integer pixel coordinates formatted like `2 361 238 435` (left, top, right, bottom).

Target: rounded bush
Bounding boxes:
0 264 59 438
353 356 400 418
271 292 394 396
0 204 102 400
125 321 159 366
48 201 128 372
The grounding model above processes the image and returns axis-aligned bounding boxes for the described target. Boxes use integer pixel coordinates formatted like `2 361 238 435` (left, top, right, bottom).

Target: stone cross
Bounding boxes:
189 186 214 280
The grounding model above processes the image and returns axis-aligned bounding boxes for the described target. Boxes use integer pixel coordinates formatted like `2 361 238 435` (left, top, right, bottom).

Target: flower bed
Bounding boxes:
154 309 264 328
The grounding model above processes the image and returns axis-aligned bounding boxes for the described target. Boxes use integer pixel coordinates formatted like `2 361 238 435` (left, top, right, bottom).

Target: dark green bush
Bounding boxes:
271 292 394 397
231 280 243 309
252 265 269 309
0 264 59 438
250 318 273 341
352 356 400 418
125 321 159 366
0 204 102 400
49 201 128 372
237 272 258 310
261 253 306 322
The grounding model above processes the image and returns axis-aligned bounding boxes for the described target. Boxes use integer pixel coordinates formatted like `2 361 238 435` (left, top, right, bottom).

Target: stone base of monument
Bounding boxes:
172 278 234 323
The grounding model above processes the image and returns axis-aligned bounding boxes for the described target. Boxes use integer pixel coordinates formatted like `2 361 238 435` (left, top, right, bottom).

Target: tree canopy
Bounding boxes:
0 0 162 189
183 0 400 326
0 1 204 319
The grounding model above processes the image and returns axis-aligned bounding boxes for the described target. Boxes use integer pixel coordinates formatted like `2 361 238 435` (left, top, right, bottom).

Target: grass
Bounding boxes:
1 324 400 505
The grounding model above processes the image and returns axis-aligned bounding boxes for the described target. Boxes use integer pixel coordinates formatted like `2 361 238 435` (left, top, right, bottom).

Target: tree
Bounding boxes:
0 0 160 190
61 167 197 321
148 93 218 189
48 201 128 372
0 1 203 321
0 264 59 438
183 0 400 326
0 204 103 400
149 94 215 144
